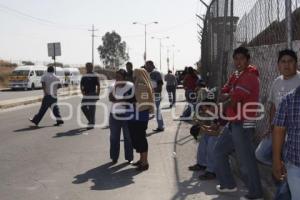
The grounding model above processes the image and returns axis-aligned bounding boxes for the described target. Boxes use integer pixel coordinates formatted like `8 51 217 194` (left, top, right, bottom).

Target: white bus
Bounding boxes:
9 65 47 90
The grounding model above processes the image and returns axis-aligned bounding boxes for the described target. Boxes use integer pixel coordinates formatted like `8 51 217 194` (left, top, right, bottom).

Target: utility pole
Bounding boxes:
88 24 98 66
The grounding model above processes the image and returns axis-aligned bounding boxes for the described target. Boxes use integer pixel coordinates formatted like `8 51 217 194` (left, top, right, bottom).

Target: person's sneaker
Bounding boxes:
153 128 164 132
188 164 206 171
28 118 38 126
199 172 216 180
54 120 64 126
240 195 263 200
216 185 238 193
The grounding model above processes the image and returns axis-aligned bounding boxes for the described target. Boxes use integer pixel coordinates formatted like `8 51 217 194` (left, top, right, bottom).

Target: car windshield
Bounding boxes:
11 70 29 76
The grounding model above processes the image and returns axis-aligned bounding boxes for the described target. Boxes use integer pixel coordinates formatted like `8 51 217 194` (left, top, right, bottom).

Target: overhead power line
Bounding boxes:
0 3 89 31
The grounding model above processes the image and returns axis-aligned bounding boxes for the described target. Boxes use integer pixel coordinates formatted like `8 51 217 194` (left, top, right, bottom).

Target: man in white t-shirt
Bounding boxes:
108 69 134 164
29 66 63 126
145 60 164 132
256 49 300 200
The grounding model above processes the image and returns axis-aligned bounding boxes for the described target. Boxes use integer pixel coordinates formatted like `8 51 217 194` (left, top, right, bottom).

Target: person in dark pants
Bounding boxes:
164 70 177 107
29 66 63 126
80 63 100 129
125 62 134 83
109 69 134 164
128 68 154 171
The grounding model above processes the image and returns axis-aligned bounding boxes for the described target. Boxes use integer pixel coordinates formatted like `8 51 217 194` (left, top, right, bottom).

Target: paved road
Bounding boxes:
0 80 112 101
0 88 245 200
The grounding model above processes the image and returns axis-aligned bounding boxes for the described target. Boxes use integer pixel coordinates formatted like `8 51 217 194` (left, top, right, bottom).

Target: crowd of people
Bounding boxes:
187 47 300 200
28 46 300 200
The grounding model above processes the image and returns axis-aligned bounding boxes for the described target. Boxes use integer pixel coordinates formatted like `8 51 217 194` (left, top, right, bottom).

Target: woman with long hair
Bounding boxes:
128 68 154 171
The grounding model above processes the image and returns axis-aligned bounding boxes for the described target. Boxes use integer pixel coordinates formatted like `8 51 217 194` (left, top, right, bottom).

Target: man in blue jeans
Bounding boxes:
273 74 300 199
214 47 263 200
255 49 300 200
145 61 164 132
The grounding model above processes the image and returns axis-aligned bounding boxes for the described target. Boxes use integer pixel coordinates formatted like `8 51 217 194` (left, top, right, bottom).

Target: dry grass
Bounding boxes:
0 60 16 88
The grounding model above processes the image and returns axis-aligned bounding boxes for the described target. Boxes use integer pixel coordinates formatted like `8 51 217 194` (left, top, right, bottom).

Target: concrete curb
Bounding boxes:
0 91 79 110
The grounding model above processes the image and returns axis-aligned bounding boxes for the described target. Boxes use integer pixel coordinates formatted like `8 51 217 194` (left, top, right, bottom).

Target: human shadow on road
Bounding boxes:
14 125 51 132
73 162 141 190
53 128 88 138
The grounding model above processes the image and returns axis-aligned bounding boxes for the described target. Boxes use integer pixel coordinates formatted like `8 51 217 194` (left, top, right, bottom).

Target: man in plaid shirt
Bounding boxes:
273 85 300 200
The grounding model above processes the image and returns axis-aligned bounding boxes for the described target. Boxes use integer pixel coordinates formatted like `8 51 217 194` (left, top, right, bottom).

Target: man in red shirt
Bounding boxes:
214 47 263 200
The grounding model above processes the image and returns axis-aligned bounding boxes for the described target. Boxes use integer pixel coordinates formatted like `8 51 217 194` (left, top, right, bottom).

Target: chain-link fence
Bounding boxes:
198 0 300 141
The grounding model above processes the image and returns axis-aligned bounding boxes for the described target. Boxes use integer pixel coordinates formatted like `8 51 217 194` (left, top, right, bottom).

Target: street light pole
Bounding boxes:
133 21 159 63
152 36 169 71
144 24 147 61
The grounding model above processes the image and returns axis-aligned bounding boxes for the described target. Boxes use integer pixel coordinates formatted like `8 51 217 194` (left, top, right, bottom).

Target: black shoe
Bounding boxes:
86 126 94 130
29 118 38 126
136 164 149 171
153 128 164 132
199 172 216 180
127 160 134 164
131 161 142 166
54 120 64 126
188 164 206 171
112 160 118 164
86 123 94 130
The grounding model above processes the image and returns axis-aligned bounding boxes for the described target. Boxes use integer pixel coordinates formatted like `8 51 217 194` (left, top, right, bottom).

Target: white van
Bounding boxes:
54 67 66 86
9 65 47 90
63 68 81 86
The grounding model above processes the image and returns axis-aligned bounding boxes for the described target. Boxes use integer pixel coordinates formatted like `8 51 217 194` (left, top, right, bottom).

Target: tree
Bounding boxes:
21 61 35 66
47 62 63 67
98 31 129 69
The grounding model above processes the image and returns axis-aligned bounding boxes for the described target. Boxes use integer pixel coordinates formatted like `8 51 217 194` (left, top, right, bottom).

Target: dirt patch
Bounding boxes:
0 60 16 89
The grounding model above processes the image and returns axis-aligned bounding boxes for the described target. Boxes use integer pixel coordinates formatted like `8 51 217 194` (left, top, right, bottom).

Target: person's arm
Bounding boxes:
155 72 163 93
200 124 220 136
272 126 287 181
42 82 47 95
80 77 85 96
272 96 288 181
109 92 116 102
96 76 100 96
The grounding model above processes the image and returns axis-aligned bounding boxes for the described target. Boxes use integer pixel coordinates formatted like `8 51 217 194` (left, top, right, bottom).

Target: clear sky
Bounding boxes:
0 0 207 72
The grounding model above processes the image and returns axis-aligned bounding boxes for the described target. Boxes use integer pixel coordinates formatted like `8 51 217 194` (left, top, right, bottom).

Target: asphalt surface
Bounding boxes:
0 88 45 101
0 88 245 200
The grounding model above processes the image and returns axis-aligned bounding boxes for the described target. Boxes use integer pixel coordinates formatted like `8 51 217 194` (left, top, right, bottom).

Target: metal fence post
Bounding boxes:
286 0 292 49
218 0 229 90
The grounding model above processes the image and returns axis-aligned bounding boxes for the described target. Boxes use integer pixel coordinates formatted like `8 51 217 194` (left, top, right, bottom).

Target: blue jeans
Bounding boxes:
287 162 300 200
214 123 263 197
155 94 164 129
182 90 196 117
32 95 62 125
109 114 133 161
256 137 291 200
197 134 218 173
